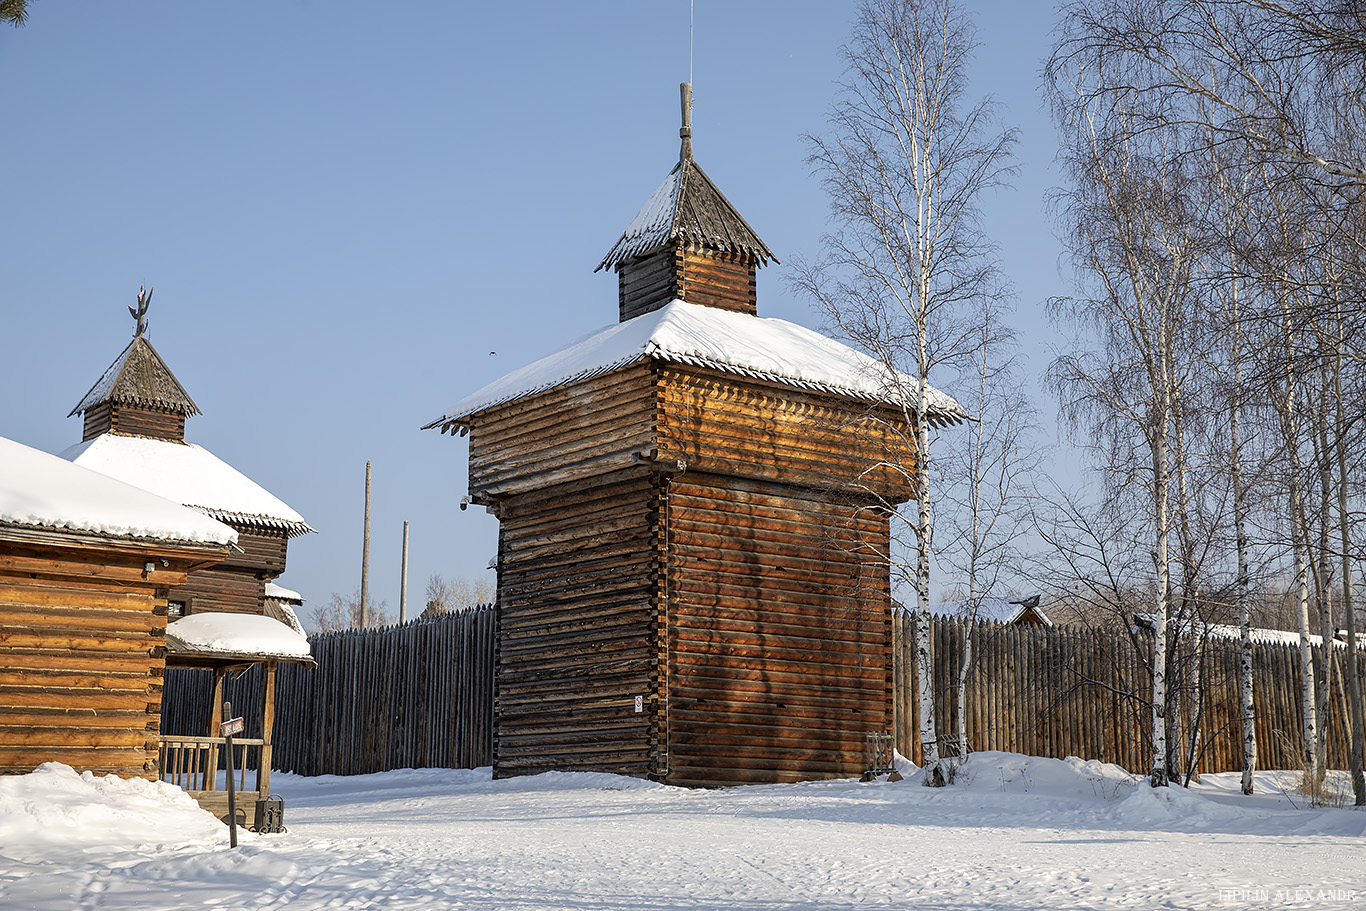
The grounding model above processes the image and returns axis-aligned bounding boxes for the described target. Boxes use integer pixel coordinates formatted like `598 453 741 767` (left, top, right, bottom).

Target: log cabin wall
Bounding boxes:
618 250 681 322
617 246 757 322
167 527 287 616
0 540 198 778
654 367 917 501
662 473 895 786
464 364 916 785
678 247 756 316
81 402 186 443
466 363 656 501
492 468 663 778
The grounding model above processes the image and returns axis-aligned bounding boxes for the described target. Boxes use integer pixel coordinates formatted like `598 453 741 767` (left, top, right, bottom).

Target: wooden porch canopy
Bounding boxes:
159 612 313 824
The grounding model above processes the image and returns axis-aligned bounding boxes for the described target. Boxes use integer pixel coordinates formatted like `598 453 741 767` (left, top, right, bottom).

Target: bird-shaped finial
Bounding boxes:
129 286 152 338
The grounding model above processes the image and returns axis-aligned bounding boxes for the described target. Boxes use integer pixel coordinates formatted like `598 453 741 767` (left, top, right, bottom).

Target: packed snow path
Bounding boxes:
2 753 1362 910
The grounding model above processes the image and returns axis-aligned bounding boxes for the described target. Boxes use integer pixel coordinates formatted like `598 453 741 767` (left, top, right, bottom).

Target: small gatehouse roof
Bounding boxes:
596 83 775 272
69 335 200 419
596 157 777 272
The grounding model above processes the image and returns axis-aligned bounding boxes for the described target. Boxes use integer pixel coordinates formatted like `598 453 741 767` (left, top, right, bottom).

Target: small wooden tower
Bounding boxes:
58 288 314 823
428 86 964 786
63 288 314 619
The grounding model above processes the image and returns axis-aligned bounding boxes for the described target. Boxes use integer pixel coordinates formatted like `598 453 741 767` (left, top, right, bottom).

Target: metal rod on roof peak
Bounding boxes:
680 82 693 162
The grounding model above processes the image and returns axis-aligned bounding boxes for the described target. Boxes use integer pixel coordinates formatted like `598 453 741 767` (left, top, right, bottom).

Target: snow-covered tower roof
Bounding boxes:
60 434 315 538
596 84 776 323
62 289 313 539
69 288 200 444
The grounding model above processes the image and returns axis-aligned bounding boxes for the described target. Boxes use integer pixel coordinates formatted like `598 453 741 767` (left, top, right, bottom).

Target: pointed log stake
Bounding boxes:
679 82 693 161
400 520 409 624
361 462 372 628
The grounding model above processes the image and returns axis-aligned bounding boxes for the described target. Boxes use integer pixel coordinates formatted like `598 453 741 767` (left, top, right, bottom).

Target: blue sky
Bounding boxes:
0 2 1068 621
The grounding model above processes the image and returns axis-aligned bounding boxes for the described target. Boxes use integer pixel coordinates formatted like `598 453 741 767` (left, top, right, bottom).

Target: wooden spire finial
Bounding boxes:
129 286 152 338
679 82 693 161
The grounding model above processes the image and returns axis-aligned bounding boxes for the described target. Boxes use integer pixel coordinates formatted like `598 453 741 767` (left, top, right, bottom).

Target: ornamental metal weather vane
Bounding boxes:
129 286 152 338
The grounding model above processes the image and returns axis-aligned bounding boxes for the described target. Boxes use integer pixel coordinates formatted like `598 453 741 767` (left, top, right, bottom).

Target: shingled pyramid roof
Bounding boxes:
68 335 200 418
596 84 776 272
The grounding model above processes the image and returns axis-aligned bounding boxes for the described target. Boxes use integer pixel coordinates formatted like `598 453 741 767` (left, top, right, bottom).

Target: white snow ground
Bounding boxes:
2 752 1363 910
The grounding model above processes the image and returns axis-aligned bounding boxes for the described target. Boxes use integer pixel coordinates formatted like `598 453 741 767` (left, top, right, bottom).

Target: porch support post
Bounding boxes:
259 662 277 796
206 668 226 791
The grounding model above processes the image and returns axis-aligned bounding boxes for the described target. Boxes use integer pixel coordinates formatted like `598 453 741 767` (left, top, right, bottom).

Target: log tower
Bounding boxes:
428 85 963 786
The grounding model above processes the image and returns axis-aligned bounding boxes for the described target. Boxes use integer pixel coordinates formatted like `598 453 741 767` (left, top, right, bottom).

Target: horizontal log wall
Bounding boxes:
494 469 662 778
162 608 496 776
618 249 682 322
896 614 1366 776
0 556 177 778
679 247 756 316
467 363 656 499
82 403 186 443
656 368 916 502
664 473 893 786
168 529 286 615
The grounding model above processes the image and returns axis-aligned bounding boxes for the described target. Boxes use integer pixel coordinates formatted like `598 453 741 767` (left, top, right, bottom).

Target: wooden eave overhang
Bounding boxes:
200 508 316 539
163 649 316 670
0 522 232 576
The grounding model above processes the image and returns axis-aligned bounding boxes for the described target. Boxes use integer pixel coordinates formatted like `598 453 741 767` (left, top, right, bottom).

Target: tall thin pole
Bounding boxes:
361 461 371 628
400 520 410 624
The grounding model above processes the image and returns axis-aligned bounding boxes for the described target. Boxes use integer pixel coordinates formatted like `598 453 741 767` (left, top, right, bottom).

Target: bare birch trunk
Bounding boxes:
1230 357 1255 794
915 368 944 786
1150 385 1171 788
1333 306 1366 805
1276 296 1319 779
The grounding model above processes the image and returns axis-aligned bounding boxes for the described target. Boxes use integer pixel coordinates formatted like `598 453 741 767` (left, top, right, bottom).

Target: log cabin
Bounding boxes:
0 435 234 779
427 85 965 787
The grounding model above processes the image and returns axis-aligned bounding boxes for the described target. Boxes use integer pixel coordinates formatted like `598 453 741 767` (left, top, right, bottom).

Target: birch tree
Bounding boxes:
796 0 1016 786
936 301 1039 758
1049 0 1366 185
1046 61 1209 786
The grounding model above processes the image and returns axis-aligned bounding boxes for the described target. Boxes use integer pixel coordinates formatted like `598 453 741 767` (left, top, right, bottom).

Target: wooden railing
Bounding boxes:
158 735 264 794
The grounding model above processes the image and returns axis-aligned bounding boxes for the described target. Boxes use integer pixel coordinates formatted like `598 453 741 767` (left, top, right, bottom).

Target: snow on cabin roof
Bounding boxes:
265 582 303 603
59 434 314 537
165 612 313 664
596 158 777 271
0 435 236 546
426 300 967 429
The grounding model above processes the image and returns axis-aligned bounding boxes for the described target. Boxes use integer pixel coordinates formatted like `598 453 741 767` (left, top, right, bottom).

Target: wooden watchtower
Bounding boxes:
428 86 964 786
63 289 314 619
59 290 315 822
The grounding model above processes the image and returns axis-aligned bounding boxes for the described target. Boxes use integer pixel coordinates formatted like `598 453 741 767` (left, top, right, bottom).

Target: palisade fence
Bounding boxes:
164 606 1363 779
894 613 1366 776
161 606 496 776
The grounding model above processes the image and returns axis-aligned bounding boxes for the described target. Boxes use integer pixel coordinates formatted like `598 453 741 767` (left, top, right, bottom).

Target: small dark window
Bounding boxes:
168 600 186 619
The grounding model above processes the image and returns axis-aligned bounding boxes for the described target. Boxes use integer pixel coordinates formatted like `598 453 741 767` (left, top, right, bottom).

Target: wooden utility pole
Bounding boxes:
400 520 410 624
361 461 371 628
